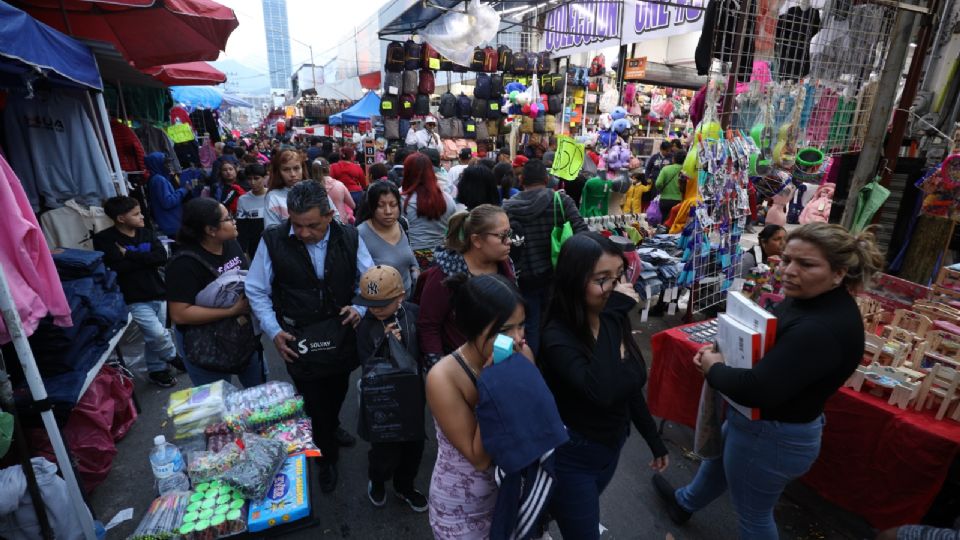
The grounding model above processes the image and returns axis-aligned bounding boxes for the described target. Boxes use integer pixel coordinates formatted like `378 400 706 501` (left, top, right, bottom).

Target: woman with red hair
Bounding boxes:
402 153 457 270
329 146 366 206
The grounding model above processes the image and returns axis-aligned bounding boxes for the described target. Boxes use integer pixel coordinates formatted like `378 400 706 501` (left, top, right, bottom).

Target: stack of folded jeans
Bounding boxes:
635 235 685 303
13 249 130 405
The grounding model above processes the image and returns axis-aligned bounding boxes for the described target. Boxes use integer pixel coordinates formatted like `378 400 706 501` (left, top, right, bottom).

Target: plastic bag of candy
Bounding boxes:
167 381 235 440
223 382 301 431
186 442 243 485
127 491 190 540
219 434 287 500
259 418 321 457
204 422 238 453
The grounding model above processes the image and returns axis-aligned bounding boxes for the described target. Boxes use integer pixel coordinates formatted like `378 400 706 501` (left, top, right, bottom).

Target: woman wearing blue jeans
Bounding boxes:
540 233 668 539
654 223 885 539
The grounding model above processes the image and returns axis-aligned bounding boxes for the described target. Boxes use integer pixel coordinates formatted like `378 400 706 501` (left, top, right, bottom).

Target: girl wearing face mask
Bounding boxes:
417 205 517 370
540 232 668 540
425 273 528 539
357 182 418 297
654 223 884 539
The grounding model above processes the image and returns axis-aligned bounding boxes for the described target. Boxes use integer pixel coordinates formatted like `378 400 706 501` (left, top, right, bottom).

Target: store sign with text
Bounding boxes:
541 0 622 56
621 0 706 45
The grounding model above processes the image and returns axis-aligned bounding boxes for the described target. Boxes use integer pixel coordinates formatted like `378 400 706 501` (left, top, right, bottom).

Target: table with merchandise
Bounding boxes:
649 321 960 530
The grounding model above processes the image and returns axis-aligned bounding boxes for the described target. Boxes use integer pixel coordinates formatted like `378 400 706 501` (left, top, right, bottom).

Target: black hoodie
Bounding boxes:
503 188 587 280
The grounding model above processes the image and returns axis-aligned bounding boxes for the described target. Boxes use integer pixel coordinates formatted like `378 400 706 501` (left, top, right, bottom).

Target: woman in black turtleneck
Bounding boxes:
654 223 885 539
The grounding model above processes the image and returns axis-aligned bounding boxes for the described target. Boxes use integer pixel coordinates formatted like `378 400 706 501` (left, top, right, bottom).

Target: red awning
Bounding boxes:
142 61 226 86
13 0 239 68
358 71 382 91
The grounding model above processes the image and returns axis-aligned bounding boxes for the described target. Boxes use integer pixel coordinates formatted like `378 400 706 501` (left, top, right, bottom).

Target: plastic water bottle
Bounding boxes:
150 435 189 494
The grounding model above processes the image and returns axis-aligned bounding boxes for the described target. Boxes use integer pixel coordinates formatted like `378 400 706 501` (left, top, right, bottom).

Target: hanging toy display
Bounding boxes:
793 147 826 183
917 154 960 220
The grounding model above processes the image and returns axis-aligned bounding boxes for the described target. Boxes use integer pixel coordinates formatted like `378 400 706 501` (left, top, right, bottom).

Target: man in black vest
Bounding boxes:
246 180 373 493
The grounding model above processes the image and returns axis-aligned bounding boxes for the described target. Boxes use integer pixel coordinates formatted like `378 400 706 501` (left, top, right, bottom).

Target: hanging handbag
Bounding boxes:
551 191 574 267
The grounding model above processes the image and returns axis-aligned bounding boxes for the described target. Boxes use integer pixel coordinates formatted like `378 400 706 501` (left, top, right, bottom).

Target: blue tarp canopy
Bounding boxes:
0 1 102 90
329 92 381 125
171 86 254 109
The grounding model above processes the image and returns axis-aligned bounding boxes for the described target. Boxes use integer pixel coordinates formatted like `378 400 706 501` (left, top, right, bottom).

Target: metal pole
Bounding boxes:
94 92 129 196
310 45 317 91
0 265 98 540
840 5 919 229
880 0 939 188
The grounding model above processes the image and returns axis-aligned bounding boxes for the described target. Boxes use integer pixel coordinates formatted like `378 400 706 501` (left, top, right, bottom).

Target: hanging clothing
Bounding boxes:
695 0 757 82
110 119 146 174
775 6 821 81
39 199 114 250
169 105 192 127
805 87 839 147
165 122 195 144
3 91 113 212
199 139 217 169
174 141 201 169
135 124 181 173
0 154 72 343
851 179 890 233
189 109 220 142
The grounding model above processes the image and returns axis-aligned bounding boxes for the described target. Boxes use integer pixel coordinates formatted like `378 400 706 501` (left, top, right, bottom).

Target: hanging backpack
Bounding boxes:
380 94 399 118
403 71 419 95
452 60 469 73
486 119 500 137
463 119 477 139
475 73 492 99
383 72 402 94
525 53 539 74
541 73 556 95
385 42 404 72
475 120 489 141
457 94 472 119
421 43 440 71
486 99 502 119
439 91 457 118
384 118 400 140
399 119 411 141
482 46 498 72
472 98 488 118
399 94 416 119
439 54 453 71
404 40 422 70
490 74 504 97
538 52 552 74
418 70 435 95
548 94 563 114
439 117 457 139
589 54 605 77
534 115 546 134
498 45 513 73
415 94 430 116
544 115 557 133
511 52 529 75
470 48 485 71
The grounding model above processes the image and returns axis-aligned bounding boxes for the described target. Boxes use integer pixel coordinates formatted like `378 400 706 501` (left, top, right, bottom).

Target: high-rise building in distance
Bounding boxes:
261 0 292 89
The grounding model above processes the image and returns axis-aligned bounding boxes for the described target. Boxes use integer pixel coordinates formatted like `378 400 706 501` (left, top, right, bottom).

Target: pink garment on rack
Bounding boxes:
0 154 72 344
169 106 192 127
806 88 839 146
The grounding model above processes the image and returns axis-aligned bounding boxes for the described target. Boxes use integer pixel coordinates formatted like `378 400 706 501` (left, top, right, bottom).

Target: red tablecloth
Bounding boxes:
649 321 960 529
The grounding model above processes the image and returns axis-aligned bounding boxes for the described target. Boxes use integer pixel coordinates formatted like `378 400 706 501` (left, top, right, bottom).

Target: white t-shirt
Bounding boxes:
236 192 266 219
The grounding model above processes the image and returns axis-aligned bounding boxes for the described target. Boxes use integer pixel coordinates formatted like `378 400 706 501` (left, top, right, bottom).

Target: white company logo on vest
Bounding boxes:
621 0 706 46
542 0 622 56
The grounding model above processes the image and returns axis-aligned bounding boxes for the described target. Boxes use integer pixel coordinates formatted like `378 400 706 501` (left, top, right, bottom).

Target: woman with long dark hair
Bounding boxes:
740 224 786 278
455 165 500 210
165 197 265 388
492 162 519 202
357 181 418 296
401 152 457 269
540 232 668 539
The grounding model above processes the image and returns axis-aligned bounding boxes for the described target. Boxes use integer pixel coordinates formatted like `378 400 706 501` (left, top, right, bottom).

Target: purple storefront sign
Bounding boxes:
621 0 705 45
543 1 621 55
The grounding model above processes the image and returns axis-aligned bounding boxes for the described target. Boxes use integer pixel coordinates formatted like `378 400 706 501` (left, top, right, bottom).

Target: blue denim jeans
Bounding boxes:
549 429 627 540
129 301 178 373
520 279 551 357
676 410 825 540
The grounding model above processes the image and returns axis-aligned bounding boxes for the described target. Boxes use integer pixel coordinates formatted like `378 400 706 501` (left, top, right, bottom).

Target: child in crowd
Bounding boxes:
236 163 268 257
354 265 427 513
93 196 182 387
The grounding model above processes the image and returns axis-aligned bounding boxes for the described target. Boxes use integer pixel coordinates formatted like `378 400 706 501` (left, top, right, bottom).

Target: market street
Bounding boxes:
92 311 875 540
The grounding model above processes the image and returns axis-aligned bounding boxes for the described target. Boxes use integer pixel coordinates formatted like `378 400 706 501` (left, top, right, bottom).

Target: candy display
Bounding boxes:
248 453 310 533
259 418 321 457
187 443 243 485
127 491 190 540
167 381 234 440
219 434 288 500
179 482 248 540
223 382 303 431
204 423 238 453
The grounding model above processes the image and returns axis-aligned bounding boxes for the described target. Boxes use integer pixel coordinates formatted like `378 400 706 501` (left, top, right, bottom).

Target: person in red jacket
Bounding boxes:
330 146 367 207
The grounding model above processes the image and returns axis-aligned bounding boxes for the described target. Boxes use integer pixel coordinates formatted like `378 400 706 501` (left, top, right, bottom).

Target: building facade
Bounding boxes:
261 0 292 90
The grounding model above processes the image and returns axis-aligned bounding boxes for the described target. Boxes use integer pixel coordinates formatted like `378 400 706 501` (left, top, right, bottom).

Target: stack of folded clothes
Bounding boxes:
6 249 129 406
634 235 684 304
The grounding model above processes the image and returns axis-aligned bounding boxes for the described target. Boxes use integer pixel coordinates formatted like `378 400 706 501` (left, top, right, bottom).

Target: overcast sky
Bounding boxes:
216 0 390 81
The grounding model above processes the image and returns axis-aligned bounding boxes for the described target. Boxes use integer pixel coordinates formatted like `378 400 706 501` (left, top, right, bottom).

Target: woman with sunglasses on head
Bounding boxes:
540 232 668 539
417 204 517 370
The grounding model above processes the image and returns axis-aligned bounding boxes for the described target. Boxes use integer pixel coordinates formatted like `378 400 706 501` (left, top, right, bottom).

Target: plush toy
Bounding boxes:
598 113 613 130
598 129 618 148
612 118 631 134
504 82 527 116
604 142 631 170
611 106 627 120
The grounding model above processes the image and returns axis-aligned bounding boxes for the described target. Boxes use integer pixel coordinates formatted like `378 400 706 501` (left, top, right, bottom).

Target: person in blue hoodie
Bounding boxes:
146 152 192 238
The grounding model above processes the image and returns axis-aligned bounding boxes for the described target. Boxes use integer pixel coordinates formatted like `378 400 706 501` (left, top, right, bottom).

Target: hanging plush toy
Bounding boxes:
604 142 631 170
612 118 632 134
598 129 618 148
598 113 613 130
611 106 627 121
504 82 527 116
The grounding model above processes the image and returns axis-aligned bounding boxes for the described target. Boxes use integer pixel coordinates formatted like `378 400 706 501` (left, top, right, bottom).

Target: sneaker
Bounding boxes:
652 474 691 525
319 463 338 494
148 370 176 388
396 489 428 513
367 481 386 507
168 356 187 373
335 427 357 447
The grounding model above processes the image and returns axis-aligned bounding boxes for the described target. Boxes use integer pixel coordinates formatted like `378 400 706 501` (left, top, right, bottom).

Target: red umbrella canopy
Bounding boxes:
12 0 239 68
142 61 226 85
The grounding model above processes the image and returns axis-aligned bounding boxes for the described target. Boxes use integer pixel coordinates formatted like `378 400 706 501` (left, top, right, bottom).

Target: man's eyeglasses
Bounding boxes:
591 270 625 291
220 216 236 223
483 229 514 245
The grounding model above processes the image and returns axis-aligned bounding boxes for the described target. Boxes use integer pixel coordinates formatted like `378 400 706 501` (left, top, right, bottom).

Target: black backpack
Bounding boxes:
548 94 563 115
463 119 477 139
404 40 422 70
439 54 453 71
415 94 430 116
169 251 259 374
475 73 492 99
497 45 513 73
380 94 399 118
457 94 472 119
490 74 504 97
470 47 486 72
486 99 502 119
511 52 529 74
439 91 457 118
472 97 488 118
538 52 552 74
385 42 404 72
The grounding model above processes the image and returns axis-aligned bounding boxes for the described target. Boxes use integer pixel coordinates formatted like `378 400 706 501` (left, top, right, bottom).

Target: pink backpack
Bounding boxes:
799 183 836 224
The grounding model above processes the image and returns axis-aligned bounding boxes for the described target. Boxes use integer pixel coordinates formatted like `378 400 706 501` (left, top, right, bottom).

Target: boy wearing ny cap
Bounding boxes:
354 265 427 513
